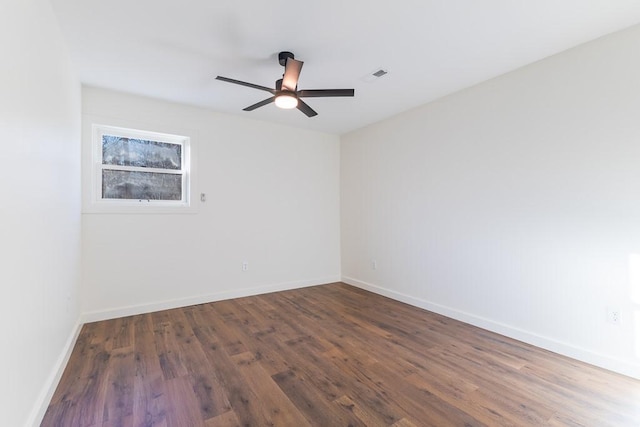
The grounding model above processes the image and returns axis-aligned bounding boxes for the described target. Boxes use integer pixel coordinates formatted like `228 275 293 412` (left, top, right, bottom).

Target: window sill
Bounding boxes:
83 201 198 215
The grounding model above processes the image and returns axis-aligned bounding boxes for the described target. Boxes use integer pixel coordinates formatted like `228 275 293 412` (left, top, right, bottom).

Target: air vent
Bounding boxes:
361 68 389 83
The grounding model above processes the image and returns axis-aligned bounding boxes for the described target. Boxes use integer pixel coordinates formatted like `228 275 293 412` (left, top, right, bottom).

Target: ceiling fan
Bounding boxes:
216 51 355 117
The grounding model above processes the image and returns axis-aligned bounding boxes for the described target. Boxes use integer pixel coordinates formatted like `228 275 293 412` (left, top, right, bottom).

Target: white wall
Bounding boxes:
341 24 640 379
81 87 340 320
0 0 82 425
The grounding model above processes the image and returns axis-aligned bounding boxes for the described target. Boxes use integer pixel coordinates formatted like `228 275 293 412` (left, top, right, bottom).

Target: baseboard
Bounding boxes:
81 276 341 323
342 276 640 380
26 319 83 427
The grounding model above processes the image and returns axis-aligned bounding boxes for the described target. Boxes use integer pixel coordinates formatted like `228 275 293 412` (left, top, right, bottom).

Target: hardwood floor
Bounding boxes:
42 283 640 426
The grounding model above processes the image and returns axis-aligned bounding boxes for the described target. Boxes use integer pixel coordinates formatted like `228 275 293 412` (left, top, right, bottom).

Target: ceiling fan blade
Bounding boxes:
298 89 355 98
243 96 275 111
216 76 275 94
282 58 303 91
297 99 318 117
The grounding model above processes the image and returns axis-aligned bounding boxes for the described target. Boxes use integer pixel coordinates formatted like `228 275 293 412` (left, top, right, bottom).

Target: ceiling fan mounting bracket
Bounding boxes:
278 51 294 67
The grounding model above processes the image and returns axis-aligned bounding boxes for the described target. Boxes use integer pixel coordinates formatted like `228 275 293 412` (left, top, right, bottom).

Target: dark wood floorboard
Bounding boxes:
42 283 640 426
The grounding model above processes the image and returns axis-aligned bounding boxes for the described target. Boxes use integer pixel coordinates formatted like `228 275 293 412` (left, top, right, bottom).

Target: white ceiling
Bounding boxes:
51 0 640 135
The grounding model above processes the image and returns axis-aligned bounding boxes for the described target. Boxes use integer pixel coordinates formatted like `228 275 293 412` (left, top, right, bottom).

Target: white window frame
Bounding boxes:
91 124 191 211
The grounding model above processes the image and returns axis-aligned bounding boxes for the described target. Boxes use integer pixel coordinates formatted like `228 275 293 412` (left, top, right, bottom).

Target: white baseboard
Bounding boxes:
342 276 640 380
81 276 341 323
26 319 83 427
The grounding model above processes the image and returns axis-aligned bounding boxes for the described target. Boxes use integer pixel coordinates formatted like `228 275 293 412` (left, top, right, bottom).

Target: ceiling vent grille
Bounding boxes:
361 68 389 83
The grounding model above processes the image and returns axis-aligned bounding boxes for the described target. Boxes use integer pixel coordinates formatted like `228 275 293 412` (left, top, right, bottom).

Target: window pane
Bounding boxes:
102 135 182 170
102 170 182 201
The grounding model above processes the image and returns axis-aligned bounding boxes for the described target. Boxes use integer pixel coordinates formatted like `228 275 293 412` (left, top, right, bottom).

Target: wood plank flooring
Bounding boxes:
42 283 640 426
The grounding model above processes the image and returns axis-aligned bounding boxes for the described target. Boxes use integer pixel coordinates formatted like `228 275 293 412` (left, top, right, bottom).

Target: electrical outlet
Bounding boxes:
242 261 248 272
607 308 621 325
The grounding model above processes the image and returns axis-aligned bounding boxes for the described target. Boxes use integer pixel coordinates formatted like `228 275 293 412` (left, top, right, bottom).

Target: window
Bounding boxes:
92 125 191 209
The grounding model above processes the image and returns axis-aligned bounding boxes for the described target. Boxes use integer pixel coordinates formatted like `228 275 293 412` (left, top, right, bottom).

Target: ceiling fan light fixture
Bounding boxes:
275 92 298 109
